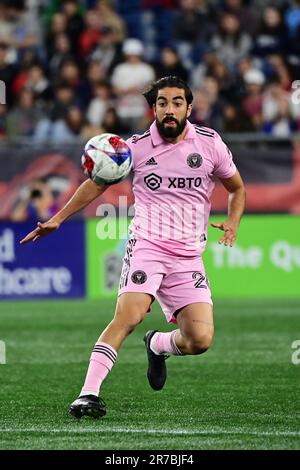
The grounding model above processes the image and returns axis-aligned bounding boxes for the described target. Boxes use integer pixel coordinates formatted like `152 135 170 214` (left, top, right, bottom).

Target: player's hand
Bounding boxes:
210 221 238 247
20 221 60 244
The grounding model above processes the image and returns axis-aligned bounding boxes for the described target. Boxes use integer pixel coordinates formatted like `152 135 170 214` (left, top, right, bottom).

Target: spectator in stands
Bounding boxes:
35 105 86 143
51 105 86 142
0 0 299 143
45 12 68 60
0 0 40 65
236 56 255 80
24 63 51 106
266 54 292 91
95 0 127 44
111 38 155 132
202 76 222 107
233 56 256 99
58 59 87 107
242 68 265 130
222 102 255 132
201 76 224 128
253 6 287 59
34 81 78 140
191 87 222 131
86 59 106 85
11 179 59 222
156 46 188 82
83 60 106 103
191 50 219 90
59 59 81 90
79 9 102 58
86 80 113 127
262 78 296 137
0 42 15 107
207 58 235 101
210 13 252 70
48 32 74 79
6 87 45 138
101 107 131 135
173 0 215 70
222 0 259 37
89 26 123 76
51 81 78 121
61 0 85 55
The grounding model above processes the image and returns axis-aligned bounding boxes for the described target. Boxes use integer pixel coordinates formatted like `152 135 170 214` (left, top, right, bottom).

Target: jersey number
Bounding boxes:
192 272 207 289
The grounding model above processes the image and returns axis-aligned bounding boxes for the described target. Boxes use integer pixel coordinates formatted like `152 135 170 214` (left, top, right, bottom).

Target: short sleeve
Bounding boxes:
126 135 136 170
213 133 237 179
126 136 133 151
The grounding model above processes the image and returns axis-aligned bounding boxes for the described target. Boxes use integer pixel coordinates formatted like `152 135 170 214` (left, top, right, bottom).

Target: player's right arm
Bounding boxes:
20 179 106 244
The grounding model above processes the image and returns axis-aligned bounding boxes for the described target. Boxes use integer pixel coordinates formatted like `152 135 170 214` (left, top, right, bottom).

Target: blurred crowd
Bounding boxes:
1 0 300 141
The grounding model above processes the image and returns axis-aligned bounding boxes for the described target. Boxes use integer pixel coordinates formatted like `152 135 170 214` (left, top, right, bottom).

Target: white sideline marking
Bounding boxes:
0 427 299 437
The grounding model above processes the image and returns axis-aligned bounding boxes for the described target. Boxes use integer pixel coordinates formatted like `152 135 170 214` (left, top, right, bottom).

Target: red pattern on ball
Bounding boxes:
83 154 95 177
109 136 126 152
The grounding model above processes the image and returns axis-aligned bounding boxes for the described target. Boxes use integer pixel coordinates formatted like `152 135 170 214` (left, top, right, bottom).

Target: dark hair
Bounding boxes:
30 189 43 199
143 76 193 107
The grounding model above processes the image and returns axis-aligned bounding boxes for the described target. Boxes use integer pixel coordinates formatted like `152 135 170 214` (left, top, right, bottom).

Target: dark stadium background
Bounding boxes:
0 0 299 451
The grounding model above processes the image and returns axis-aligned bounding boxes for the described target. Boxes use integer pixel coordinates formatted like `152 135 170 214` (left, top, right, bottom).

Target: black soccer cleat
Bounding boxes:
69 394 106 419
143 330 169 391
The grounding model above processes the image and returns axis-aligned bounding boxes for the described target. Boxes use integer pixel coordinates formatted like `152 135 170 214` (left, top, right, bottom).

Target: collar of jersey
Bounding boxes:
150 120 197 146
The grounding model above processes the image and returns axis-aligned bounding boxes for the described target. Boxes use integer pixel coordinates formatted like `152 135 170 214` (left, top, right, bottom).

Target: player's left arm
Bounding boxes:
211 170 246 246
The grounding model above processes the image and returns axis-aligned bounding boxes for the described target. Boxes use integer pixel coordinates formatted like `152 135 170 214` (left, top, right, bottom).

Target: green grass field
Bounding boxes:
0 299 299 450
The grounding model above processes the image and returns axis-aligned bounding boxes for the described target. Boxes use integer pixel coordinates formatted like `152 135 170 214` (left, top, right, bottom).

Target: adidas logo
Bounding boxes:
145 157 157 165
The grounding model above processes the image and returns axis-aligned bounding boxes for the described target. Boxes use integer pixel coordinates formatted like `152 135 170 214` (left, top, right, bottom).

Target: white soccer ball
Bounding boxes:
81 133 132 185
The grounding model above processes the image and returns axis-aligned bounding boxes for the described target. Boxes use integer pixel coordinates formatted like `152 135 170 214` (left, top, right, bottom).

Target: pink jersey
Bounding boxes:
126 120 236 257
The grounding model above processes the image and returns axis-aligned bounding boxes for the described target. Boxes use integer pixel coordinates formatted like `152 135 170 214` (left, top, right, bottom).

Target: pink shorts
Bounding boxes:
118 238 213 324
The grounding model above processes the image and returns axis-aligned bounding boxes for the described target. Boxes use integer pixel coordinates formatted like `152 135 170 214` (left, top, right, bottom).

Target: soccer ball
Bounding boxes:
81 133 132 185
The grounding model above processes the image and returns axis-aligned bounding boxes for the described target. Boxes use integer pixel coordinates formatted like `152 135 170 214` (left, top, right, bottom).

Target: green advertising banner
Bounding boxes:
204 215 300 297
86 215 300 299
86 218 129 299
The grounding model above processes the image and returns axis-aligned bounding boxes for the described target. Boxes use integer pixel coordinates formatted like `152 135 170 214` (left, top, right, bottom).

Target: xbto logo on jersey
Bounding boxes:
187 153 202 168
131 270 147 284
168 177 202 189
144 174 202 190
144 173 162 191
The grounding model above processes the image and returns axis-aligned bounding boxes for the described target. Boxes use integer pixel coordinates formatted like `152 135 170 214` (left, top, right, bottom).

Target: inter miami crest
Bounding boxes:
131 270 147 285
187 153 202 169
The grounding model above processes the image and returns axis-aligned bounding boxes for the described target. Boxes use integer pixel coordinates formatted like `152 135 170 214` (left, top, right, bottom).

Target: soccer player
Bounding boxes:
20 76 246 419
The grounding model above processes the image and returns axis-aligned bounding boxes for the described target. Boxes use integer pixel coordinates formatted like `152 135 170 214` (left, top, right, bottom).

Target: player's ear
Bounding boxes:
152 103 157 117
187 104 192 118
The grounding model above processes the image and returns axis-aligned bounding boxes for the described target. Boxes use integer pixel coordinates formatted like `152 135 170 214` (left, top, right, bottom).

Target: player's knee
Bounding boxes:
187 333 214 355
114 302 146 333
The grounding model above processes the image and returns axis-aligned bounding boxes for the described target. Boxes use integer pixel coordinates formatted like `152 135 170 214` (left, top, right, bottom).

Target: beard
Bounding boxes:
156 115 187 139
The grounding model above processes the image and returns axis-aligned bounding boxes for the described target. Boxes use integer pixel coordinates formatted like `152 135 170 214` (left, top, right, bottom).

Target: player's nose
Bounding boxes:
165 103 176 114
165 109 175 118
